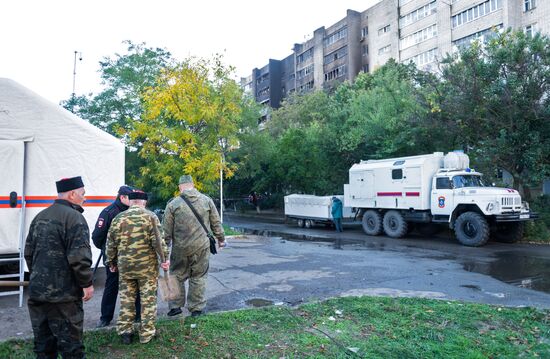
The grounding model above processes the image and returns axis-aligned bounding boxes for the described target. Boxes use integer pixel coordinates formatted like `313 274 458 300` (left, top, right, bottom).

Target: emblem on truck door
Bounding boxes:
438 196 445 208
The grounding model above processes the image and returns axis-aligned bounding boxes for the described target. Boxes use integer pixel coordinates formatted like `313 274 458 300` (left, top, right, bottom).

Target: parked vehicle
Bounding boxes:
344 152 536 246
284 194 356 229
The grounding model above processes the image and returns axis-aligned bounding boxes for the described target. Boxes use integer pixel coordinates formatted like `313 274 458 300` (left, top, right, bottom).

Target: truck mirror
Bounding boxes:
9 191 17 208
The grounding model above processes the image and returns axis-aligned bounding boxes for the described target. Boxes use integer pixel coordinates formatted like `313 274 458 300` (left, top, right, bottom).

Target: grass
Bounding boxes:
223 224 241 236
2 296 549 358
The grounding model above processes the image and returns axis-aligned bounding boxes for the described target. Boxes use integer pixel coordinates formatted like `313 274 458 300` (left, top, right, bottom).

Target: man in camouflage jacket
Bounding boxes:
92 185 141 328
163 175 225 317
106 190 169 344
24 176 94 359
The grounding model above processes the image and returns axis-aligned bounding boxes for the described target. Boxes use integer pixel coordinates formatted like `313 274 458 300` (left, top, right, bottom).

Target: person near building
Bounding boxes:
24 176 94 358
105 190 169 344
92 185 141 328
164 175 225 317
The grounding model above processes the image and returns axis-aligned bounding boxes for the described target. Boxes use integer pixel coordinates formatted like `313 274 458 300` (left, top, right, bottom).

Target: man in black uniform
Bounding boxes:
92 185 141 328
25 176 94 359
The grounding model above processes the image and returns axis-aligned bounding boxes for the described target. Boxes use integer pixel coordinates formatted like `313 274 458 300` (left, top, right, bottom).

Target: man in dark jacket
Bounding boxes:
92 185 141 328
25 176 94 359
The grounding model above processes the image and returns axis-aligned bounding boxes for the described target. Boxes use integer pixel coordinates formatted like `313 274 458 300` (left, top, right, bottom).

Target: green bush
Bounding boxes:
524 195 550 243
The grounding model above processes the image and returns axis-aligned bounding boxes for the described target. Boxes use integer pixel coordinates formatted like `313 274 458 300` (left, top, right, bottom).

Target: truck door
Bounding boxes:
350 170 374 199
0 141 25 255
431 177 454 217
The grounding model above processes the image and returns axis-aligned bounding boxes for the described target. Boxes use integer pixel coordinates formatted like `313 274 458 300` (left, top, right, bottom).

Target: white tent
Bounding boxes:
0 78 125 305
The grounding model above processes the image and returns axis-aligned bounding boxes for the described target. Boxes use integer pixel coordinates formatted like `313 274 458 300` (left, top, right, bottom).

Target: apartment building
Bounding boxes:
242 0 549 107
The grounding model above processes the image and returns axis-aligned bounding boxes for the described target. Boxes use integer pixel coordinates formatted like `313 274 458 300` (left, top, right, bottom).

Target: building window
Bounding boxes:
362 64 370 73
453 24 503 49
361 26 368 38
296 64 314 79
324 65 346 81
400 24 437 49
524 24 537 37
378 24 391 36
378 45 391 55
298 80 314 92
451 0 502 28
404 48 437 68
324 26 348 47
257 87 270 97
296 48 313 64
324 46 348 65
524 0 536 11
399 1 437 28
362 45 369 56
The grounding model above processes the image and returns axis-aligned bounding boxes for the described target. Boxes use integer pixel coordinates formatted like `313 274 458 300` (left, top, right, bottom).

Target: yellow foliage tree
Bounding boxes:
128 55 244 198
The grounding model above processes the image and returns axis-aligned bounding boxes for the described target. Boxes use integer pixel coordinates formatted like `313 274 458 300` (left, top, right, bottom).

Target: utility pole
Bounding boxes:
72 51 82 98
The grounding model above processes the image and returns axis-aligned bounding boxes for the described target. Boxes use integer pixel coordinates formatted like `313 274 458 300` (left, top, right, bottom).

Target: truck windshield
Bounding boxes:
452 175 485 188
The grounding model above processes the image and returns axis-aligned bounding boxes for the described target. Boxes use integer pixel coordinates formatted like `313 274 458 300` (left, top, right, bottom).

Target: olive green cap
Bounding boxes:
178 175 193 184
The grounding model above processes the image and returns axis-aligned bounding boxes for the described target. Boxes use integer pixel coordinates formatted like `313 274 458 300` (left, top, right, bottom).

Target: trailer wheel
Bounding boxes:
362 210 382 236
383 210 408 238
454 212 489 247
297 219 305 228
304 219 314 229
492 222 524 243
416 223 442 237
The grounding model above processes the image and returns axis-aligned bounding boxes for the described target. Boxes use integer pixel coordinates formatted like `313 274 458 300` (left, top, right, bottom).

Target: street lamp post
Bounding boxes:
72 51 82 98
219 137 227 223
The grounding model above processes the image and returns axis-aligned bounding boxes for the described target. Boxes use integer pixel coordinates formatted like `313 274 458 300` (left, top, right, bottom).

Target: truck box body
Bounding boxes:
345 153 445 211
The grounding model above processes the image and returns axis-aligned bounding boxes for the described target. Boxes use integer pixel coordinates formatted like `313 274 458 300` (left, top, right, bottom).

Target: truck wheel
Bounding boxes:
304 219 313 229
362 210 382 235
493 222 524 243
416 223 442 237
383 210 408 238
454 212 489 247
297 219 305 228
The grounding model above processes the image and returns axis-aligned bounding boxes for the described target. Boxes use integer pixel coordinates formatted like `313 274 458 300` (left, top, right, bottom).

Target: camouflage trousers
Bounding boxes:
27 299 85 359
169 247 210 312
118 276 158 343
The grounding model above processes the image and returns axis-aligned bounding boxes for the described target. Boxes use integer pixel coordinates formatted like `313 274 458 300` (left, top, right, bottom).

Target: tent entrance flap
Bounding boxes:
0 140 25 254
0 140 27 307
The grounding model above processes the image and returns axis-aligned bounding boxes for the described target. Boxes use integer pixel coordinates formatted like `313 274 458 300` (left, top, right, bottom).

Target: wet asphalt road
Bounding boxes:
223 213 550 306
0 213 548 342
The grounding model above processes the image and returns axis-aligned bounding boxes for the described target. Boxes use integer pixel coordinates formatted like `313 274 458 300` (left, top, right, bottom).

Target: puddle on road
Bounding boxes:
245 298 273 307
231 227 366 245
463 251 550 294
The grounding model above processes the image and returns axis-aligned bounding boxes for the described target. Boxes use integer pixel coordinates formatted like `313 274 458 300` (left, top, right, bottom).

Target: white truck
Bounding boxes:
284 194 356 228
344 152 536 246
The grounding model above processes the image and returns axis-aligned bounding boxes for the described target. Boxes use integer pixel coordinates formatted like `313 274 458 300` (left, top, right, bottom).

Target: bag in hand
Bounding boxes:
208 233 217 255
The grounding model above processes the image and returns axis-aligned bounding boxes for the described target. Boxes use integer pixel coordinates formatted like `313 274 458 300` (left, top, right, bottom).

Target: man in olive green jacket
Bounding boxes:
163 175 225 317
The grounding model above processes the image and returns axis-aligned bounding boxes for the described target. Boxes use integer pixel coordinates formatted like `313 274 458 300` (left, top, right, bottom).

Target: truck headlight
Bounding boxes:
486 201 499 212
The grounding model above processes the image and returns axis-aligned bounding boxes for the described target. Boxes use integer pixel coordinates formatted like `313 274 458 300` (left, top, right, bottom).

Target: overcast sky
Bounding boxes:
0 0 380 104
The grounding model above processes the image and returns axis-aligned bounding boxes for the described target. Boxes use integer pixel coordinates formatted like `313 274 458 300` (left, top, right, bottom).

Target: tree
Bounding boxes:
128 55 249 198
61 41 175 203
62 41 174 136
439 30 550 199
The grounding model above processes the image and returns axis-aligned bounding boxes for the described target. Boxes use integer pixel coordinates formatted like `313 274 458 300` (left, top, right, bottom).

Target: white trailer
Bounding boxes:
284 194 356 228
0 78 125 305
344 152 536 246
